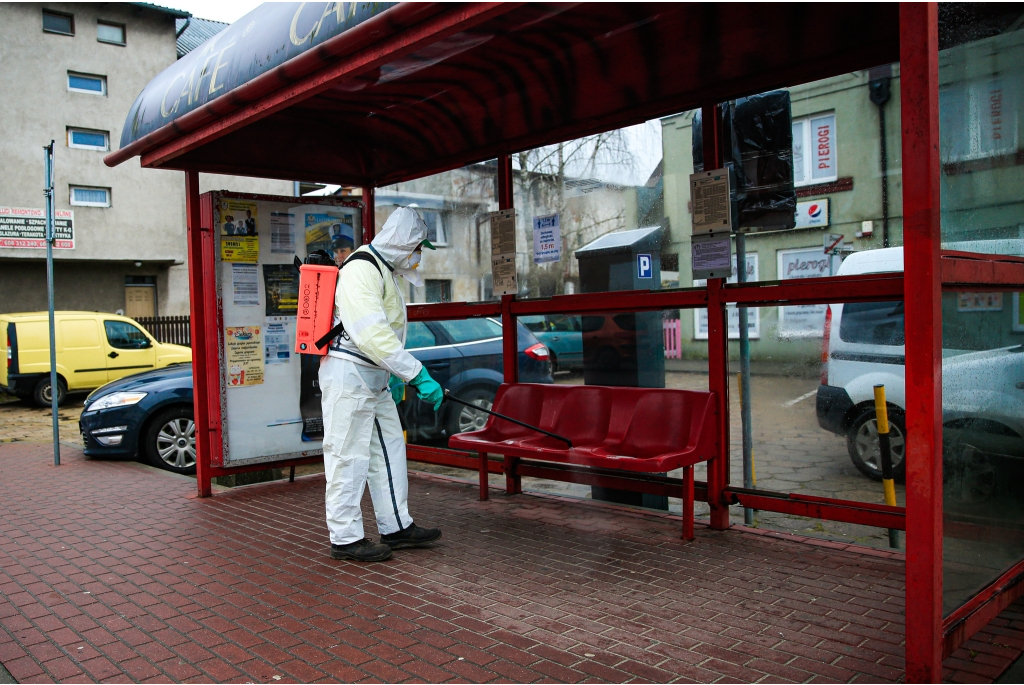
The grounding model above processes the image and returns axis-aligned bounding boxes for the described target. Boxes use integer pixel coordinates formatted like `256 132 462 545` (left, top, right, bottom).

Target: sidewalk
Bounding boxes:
0 441 1017 683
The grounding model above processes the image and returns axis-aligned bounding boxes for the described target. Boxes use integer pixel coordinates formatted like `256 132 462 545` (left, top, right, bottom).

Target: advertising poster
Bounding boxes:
225 326 264 386
694 254 759 339
264 317 292 365
270 211 296 254
219 199 258 236
956 292 1003 312
221 236 259 262
305 211 356 255
263 264 300 316
777 248 831 336
532 213 561 263
231 264 259 306
0 207 75 249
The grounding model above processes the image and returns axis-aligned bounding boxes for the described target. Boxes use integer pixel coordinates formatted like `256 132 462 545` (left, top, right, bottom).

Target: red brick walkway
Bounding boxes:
0 441 1010 683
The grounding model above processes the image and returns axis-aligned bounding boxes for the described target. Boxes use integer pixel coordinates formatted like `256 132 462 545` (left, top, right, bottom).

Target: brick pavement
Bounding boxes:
0 440 1016 683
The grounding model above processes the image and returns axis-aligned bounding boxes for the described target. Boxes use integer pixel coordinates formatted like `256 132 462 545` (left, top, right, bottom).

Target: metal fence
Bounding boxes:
137 315 190 347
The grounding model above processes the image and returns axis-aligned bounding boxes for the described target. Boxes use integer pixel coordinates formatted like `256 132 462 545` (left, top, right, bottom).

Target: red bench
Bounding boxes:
448 383 719 540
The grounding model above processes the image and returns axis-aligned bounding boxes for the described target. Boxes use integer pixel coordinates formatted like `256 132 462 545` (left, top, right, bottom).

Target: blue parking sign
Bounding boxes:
637 253 653 279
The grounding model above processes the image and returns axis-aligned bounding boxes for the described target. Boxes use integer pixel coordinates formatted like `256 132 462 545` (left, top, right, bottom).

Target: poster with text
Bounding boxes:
221 236 259 262
305 211 356 255
777 247 831 336
231 264 259 306
219 199 258 236
262 264 300 316
532 213 560 263
0 206 74 249
225 326 264 386
264 317 293 365
270 211 296 254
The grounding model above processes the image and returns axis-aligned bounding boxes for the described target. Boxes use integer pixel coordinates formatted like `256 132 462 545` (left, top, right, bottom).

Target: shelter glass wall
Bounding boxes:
938 7 1024 615
376 161 499 304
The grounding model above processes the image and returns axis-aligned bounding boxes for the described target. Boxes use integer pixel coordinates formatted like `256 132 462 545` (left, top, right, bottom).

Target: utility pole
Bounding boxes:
44 142 60 466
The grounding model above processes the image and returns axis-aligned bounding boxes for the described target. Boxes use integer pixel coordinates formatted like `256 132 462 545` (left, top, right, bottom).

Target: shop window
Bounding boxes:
68 72 106 95
70 186 110 207
97 21 125 45
792 112 837 186
43 10 74 35
425 279 452 303
67 128 109 151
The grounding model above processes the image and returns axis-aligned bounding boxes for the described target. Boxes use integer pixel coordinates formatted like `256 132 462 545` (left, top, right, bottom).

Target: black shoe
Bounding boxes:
381 524 442 549
331 538 393 562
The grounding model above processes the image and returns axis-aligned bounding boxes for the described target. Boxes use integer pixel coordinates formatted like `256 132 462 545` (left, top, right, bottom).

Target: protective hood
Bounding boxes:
371 207 433 287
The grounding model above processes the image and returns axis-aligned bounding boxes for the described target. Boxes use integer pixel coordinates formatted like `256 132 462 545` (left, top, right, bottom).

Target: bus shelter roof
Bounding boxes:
106 2 899 187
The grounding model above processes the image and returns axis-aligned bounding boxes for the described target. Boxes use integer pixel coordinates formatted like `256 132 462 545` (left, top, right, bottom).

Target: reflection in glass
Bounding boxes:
939 4 1024 615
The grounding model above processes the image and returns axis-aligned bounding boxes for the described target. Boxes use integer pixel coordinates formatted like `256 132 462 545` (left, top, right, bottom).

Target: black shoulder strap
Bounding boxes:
313 250 384 351
341 250 383 276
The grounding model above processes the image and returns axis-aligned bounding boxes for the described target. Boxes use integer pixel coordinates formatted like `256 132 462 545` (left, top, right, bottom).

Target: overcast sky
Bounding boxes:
165 0 263 24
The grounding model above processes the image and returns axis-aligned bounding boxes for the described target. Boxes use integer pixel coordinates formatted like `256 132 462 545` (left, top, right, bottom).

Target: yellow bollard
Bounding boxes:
873 384 899 548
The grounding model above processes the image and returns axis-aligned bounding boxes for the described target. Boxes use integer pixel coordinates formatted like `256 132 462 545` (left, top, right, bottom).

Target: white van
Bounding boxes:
816 247 1024 485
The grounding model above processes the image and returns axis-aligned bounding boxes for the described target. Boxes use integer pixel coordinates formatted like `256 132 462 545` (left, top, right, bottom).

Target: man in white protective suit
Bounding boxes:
321 206 444 562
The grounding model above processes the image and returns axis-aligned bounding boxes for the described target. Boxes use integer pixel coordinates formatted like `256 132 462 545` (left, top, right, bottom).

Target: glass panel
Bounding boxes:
939 5 1024 615
376 161 498 303
71 187 110 206
70 130 107 149
68 73 104 93
727 300 905 545
434 318 502 344
97 22 124 44
104 321 151 349
43 11 72 35
939 5 1024 255
513 120 665 298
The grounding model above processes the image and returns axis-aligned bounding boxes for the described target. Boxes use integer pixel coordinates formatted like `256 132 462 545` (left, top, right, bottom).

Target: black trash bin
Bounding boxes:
575 226 668 509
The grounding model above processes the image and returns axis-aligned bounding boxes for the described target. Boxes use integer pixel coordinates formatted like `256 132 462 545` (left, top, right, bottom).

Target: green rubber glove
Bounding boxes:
409 366 443 411
388 374 405 404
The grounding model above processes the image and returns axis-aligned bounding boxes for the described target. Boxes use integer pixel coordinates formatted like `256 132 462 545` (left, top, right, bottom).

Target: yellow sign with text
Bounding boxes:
221 236 259 263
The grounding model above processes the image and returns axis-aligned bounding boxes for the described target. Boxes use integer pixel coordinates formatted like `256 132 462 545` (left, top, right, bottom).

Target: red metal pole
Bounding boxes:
701 102 730 530
361 186 375 245
900 3 943 681
185 171 212 498
497 154 513 210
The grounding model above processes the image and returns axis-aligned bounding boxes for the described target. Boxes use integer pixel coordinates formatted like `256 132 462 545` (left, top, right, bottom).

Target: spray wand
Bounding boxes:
443 389 572 448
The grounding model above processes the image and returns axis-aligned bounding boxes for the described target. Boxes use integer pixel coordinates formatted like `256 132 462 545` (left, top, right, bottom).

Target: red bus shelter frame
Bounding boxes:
119 4 1024 680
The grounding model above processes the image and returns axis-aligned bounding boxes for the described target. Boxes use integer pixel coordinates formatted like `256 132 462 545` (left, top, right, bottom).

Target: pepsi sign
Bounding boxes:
794 199 830 229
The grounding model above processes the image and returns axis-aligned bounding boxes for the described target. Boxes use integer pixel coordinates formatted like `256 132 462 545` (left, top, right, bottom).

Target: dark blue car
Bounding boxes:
79 318 551 474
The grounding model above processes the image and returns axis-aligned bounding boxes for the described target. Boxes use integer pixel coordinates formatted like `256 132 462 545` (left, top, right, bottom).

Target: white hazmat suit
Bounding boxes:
320 208 434 546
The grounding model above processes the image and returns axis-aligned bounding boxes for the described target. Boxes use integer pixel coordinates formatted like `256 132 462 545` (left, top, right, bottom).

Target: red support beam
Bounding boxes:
362 186 375 245
901 3 944 681
185 171 212 498
497 154 513 210
701 101 730 531
943 558 1024 659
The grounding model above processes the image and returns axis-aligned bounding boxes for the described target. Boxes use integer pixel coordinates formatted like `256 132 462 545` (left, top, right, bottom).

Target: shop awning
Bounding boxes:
107 2 899 187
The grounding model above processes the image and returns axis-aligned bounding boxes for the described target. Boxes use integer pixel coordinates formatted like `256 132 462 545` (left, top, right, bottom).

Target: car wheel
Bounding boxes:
33 376 66 408
944 441 997 503
846 406 906 482
446 387 495 436
549 351 559 373
144 406 197 475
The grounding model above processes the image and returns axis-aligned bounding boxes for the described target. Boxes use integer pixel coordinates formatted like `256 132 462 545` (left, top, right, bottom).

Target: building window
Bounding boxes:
419 209 447 246
68 72 106 95
425 279 452 303
67 128 109 151
97 21 125 45
70 186 111 207
792 112 837 186
42 10 74 35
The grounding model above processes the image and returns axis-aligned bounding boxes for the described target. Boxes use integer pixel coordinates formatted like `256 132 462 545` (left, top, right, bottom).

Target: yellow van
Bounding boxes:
1 312 192 406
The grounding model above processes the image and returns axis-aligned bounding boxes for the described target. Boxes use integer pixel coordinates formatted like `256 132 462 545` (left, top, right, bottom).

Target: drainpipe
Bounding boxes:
869 65 893 247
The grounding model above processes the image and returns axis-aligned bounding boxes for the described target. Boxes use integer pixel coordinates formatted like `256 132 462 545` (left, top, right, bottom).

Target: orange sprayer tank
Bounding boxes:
295 264 338 355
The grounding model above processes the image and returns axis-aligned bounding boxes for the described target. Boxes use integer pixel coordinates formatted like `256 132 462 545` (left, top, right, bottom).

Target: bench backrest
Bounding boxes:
488 383 715 457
